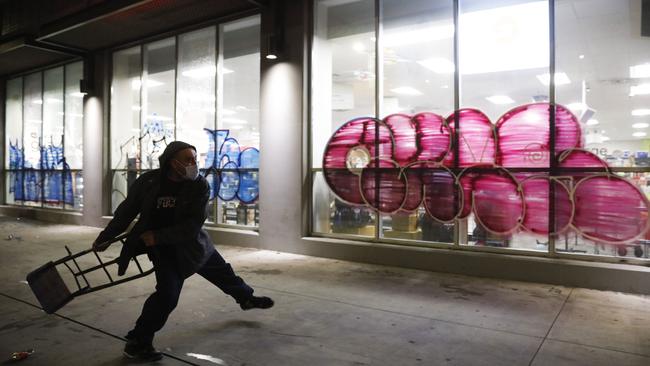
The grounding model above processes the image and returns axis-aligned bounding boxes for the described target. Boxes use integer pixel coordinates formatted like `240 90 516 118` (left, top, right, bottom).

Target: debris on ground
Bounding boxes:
5 234 22 241
11 349 34 361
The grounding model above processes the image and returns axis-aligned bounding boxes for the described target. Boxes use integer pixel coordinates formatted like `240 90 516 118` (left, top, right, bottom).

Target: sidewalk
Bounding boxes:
0 215 649 365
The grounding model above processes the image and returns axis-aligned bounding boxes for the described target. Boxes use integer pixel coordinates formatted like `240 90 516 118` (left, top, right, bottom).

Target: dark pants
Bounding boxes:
126 249 254 344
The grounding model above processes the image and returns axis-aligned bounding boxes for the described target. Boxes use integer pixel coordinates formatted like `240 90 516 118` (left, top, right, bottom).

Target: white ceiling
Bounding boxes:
322 0 650 148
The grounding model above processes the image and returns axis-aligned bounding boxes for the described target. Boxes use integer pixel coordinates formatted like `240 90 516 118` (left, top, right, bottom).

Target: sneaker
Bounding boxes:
240 296 274 311
123 339 163 362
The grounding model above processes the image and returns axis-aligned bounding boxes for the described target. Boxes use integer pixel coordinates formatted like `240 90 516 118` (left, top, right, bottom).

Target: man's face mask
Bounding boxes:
174 159 199 181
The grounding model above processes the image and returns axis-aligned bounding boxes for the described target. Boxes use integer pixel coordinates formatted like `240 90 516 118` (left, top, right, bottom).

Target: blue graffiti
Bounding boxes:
203 129 259 204
8 139 76 206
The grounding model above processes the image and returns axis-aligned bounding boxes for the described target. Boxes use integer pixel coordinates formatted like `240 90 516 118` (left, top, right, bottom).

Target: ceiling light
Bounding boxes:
632 109 650 116
353 42 365 52
458 1 549 74
601 136 610 142
630 83 650 96
486 95 514 104
630 63 650 78
46 98 63 104
586 119 599 126
633 132 647 137
131 78 163 90
69 92 86 98
222 67 234 74
579 54 585 59
390 87 423 96
633 123 649 129
222 118 248 124
417 58 455 74
32 99 43 104
182 66 216 78
566 102 585 112
265 54 278 60
383 24 454 47
536 72 571 86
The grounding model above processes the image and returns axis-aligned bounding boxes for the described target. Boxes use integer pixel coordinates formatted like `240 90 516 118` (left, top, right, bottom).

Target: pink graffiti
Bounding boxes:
322 103 650 244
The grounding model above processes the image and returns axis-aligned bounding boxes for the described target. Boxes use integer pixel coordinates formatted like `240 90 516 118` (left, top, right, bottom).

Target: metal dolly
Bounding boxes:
26 233 154 314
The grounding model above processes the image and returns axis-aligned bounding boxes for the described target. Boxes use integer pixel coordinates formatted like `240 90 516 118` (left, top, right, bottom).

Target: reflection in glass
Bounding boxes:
312 172 376 237
65 62 84 170
5 78 23 206
111 46 142 172
23 73 43 207
142 38 176 170
214 16 261 227
177 27 216 169
556 0 650 167
312 0 375 235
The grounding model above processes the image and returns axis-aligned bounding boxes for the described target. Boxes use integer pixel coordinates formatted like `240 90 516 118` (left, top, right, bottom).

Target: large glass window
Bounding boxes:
3 61 84 210
311 0 650 263
458 0 550 252
312 0 378 238
554 0 650 258
110 15 261 228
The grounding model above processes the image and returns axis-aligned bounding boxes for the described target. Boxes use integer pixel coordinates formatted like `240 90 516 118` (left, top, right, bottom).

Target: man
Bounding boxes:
93 141 273 362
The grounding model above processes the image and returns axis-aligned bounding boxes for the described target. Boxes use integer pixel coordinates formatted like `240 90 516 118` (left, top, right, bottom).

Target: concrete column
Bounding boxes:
258 0 308 250
82 52 108 227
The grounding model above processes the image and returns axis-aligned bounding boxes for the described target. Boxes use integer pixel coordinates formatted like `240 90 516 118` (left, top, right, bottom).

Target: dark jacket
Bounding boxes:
96 142 215 278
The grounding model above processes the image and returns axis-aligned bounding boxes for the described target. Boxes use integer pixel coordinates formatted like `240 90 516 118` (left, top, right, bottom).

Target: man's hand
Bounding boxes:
140 230 156 247
92 239 111 252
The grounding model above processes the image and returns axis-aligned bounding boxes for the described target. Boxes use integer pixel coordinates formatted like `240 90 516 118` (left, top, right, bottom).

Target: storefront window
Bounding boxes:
110 15 260 228
458 0 550 251
111 46 142 212
5 78 23 206
379 0 455 243
312 0 377 238
555 0 650 257
215 17 261 226
311 0 650 262
4 61 84 210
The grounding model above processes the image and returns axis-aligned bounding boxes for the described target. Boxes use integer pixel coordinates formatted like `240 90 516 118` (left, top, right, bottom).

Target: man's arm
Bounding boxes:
93 177 144 250
152 180 209 246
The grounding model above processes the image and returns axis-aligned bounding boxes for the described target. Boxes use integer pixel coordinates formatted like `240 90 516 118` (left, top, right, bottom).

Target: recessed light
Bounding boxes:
486 95 514 104
633 132 647 137
579 54 585 59
630 63 650 78
390 86 423 96
586 119 599 126
536 72 571 86
566 102 585 112
630 83 650 96
633 123 649 129
417 58 455 74
632 109 650 116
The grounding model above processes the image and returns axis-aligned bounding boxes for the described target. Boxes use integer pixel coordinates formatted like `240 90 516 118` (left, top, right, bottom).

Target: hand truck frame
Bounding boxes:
26 233 154 314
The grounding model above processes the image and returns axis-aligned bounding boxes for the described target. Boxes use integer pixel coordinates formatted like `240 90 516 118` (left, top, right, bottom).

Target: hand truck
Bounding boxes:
26 233 154 314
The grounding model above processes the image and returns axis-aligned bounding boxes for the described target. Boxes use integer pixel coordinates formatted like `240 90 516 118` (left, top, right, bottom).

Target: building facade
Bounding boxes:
2 0 650 293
